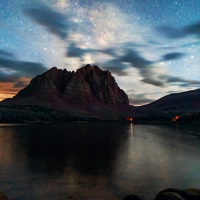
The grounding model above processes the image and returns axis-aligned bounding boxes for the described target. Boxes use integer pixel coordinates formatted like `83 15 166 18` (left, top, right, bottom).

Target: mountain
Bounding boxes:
1 64 134 120
135 89 200 121
139 89 200 111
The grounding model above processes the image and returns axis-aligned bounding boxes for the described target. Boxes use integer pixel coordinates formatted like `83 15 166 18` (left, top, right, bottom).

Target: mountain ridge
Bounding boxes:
1 64 200 121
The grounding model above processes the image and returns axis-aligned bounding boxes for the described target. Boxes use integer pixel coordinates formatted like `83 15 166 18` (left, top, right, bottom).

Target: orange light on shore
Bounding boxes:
172 115 179 122
127 118 133 121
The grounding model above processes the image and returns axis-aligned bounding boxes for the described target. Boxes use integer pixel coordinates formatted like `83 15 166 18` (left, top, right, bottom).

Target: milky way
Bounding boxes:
1 0 200 105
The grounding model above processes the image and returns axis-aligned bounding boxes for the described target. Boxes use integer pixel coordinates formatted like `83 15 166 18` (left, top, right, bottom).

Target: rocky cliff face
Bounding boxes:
14 64 129 106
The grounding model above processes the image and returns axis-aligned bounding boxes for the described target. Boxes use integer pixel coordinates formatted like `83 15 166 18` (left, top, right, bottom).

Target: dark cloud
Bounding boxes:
97 48 118 57
0 57 47 77
141 78 164 86
66 43 94 59
157 21 200 39
166 75 200 85
66 42 200 87
66 44 128 76
96 59 128 76
157 25 185 39
122 42 147 48
104 66 128 76
0 52 47 98
162 52 185 61
166 76 186 83
0 49 47 91
185 21 200 37
24 4 73 39
119 49 152 68
0 49 15 58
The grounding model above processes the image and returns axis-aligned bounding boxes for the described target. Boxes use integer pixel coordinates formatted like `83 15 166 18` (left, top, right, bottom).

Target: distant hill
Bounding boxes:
135 89 200 121
139 89 200 111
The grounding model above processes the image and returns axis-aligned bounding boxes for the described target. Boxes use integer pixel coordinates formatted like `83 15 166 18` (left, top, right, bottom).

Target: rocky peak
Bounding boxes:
12 64 129 105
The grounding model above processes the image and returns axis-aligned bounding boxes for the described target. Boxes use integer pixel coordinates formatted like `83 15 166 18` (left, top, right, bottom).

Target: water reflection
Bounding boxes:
0 123 200 199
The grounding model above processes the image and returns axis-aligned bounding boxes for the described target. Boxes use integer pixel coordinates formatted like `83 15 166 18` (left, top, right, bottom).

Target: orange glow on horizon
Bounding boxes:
0 77 30 101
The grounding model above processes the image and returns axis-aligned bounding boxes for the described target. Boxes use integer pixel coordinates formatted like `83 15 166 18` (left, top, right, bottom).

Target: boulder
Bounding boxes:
156 188 184 197
181 188 200 200
0 191 10 200
155 192 185 200
123 194 145 200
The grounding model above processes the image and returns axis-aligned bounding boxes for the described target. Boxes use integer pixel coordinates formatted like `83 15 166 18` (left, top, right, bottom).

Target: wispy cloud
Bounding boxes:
161 52 185 61
0 57 47 78
65 41 200 88
157 21 200 39
0 49 15 58
23 3 74 40
0 49 47 100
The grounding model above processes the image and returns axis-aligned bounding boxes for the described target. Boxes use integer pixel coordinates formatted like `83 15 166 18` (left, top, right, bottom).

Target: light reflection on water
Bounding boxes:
0 123 200 200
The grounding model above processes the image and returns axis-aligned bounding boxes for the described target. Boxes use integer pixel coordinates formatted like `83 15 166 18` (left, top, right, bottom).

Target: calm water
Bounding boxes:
0 123 200 200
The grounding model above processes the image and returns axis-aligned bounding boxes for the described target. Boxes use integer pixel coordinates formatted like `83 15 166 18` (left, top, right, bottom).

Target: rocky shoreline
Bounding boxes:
1 188 199 200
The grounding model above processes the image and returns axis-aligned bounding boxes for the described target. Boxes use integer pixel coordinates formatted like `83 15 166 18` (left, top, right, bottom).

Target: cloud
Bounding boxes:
0 49 15 58
166 76 200 85
129 97 153 105
97 48 118 57
128 93 155 105
66 43 94 59
157 25 185 39
97 59 129 76
0 50 48 100
162 52 185 61
141 78 164 86
122 42 147 48
0 77 31 101
119 49 152 69
53 0 70 9
65 40 199 88
157 21 200 39
0 57 47 77
185 21 200 37
23 3 73 39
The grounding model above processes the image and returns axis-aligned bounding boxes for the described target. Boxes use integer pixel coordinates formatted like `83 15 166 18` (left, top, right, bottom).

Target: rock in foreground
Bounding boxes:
0 191 10 200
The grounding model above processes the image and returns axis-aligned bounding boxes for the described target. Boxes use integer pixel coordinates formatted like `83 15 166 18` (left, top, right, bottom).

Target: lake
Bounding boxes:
0 123 200 200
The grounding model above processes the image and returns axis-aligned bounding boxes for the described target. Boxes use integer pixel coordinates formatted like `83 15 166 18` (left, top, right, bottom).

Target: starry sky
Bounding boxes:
1 0 200 105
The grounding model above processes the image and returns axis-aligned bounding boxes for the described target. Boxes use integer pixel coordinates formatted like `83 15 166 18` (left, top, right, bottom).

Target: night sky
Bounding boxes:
1 0 200 105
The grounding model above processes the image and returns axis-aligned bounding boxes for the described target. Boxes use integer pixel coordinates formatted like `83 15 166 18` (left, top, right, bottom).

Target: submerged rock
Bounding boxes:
182 188 200 200
123 194 145 200
155 188 184 197
65 195 79 199
155 188 200 200
155 192 185 200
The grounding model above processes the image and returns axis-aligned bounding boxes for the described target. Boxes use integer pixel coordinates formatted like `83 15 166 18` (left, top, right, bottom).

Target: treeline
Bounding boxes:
134 109 200 121
0 105 85 123
175 112 200 121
